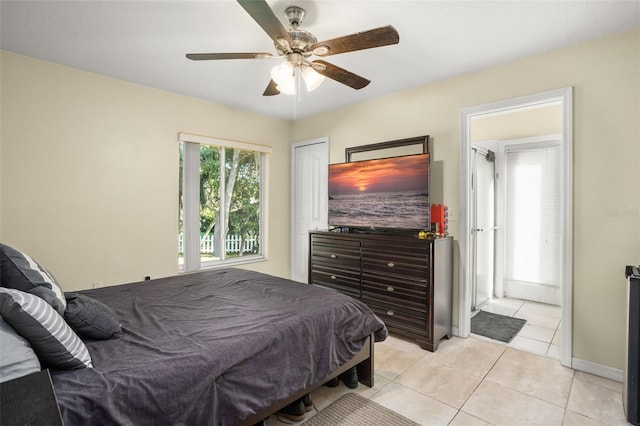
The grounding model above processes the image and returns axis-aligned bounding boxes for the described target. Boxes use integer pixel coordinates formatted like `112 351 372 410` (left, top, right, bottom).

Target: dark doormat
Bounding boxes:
471 310 526 343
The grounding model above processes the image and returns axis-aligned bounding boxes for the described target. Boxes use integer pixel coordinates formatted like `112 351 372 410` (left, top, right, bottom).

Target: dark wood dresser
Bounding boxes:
309 230 453 351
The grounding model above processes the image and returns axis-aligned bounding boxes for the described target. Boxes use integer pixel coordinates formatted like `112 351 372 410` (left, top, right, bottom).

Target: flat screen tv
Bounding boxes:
328 153 430 232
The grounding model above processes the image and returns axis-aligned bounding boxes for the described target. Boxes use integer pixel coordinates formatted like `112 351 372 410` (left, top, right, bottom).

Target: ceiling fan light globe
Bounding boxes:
276 83 296 95
302 67 325 92
271 62 294 87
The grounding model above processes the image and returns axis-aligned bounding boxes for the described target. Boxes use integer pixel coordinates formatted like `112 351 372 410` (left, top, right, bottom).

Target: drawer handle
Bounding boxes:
387 310 394 316
387 262 395 267
330 254 337 259
387 286 394 292
330 275 337 280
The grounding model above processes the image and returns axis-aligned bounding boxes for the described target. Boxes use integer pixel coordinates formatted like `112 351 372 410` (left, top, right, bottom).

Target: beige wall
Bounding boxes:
293 29 640 369
1 28 639 371
0 51 293 291
471 103 563 142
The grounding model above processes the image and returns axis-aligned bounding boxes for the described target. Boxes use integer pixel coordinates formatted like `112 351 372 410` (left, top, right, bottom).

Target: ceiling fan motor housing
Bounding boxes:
284 30 317 54
285 6 306 26
271 6 316 56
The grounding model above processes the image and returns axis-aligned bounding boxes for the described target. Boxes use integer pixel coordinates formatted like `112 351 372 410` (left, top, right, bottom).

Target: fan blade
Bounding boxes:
237 0 293 50
186 53 273 61
312 60 370 90
311 25 399 57
263 79 280 96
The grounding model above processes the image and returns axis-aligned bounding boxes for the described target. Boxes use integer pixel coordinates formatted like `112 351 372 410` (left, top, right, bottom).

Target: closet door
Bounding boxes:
291 139 328 283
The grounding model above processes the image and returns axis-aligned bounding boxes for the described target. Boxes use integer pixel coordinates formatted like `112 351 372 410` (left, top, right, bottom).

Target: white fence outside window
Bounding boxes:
178 234 257 255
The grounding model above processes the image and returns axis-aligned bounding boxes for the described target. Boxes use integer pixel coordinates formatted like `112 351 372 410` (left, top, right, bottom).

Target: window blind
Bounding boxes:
504 144 562 288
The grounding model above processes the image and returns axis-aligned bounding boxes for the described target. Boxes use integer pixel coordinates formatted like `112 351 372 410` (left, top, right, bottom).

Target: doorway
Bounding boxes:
459 88 573 367
290 137 329 283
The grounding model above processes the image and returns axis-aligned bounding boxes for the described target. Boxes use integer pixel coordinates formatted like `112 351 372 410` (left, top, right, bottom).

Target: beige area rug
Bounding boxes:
301 393 419 426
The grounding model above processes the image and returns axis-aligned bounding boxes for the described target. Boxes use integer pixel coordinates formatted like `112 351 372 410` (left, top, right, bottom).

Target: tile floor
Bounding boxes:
266 332 628 425
473 297 562 359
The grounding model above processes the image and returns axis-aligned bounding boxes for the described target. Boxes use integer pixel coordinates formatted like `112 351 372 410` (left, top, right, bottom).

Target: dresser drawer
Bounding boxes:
365 299 427 334
361 257 428 281
362 293 426 318
311 268 361 298
361 278 427 306
362 241 429 280
362 239 430 258
311 235 361 265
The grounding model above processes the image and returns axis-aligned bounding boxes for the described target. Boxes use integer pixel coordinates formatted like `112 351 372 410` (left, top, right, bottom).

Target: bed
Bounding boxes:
0 251 387 426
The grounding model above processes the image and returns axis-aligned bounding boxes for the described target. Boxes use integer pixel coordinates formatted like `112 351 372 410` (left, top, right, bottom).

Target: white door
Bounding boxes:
502 141 562 305
471 148 496 310
291 138 329 283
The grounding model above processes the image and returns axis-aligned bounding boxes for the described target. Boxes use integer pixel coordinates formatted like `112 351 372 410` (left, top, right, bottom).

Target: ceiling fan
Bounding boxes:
186 0 400 96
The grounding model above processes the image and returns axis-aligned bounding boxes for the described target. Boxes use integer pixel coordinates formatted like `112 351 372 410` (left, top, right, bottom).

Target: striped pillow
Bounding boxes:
0 243 66 314
0 288 92 370
0 316 41 383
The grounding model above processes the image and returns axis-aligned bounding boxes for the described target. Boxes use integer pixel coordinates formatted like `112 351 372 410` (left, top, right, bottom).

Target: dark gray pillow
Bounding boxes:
0 316 41 383
0 288 92 370
64 293 122 340
0 243 66 315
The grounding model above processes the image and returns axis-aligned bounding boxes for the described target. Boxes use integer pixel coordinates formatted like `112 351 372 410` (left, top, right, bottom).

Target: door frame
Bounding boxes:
458 87 573 367
290 137 329 281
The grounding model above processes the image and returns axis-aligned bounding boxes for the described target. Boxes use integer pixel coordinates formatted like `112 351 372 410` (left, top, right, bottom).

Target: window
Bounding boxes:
178 133 271 271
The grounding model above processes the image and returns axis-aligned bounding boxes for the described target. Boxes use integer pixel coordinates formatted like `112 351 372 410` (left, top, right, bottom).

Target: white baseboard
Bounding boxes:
572 357 624 383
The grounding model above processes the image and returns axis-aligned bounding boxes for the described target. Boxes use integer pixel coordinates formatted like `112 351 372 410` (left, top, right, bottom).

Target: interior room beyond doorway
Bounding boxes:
459 88 573 367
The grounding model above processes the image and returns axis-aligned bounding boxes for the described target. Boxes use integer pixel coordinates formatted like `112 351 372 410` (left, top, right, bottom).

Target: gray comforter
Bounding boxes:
50 268 387 425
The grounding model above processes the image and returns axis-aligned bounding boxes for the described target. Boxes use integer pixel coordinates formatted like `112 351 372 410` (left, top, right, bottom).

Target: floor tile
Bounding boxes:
484 348 574 407
562 410 609 426
487 297 525 311
432 335 506 378
547 343 561 360
514 310 562 329
508 335 549 355
378 333 427 354
448 411 491 426
374 339 426 380
518 323 556 343
469 332 506 346
552 327 562 345
370 382 458 426
478 303 520 317
574 371 623 393
519 301 562 319
566 377 628 425
462 380 565 425
395 355 483 408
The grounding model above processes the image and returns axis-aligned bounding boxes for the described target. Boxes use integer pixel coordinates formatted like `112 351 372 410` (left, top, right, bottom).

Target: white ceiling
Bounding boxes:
1 0 638 121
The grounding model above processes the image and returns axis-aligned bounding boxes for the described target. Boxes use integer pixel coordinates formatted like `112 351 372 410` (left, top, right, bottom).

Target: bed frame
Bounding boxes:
239 334 375 426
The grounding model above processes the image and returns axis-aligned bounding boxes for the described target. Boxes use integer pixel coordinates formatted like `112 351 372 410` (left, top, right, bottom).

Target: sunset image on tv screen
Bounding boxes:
328 154 430 230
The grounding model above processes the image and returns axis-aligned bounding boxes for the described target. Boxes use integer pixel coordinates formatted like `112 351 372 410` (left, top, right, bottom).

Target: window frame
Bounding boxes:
178 132 271 272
